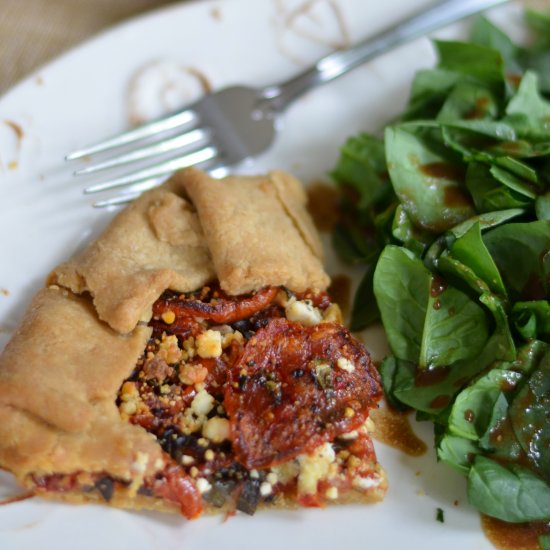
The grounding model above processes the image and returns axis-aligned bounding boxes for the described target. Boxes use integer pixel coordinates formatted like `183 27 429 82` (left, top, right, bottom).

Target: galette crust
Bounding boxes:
0 287 164 481
49 180 215 334
180 168 330 295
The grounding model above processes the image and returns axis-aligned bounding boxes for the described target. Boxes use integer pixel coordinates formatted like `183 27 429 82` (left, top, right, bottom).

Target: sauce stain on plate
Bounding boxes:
481 515 550 550
327 274 351 318
306 181 341 232
0 120 24 172
369 404 427 457
127 60 212 125
273 0 350 65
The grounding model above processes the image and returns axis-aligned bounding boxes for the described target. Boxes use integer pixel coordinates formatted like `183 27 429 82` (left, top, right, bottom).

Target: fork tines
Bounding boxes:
67 107 222 199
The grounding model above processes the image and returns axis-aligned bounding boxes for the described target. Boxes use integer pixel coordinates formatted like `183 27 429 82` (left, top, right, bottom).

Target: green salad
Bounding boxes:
331 10 550 532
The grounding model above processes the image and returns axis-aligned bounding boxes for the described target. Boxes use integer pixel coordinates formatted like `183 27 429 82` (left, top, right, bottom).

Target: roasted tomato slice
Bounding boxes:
153 466 203 519
224 318 382 469
149 314 204 339
153 286 279 325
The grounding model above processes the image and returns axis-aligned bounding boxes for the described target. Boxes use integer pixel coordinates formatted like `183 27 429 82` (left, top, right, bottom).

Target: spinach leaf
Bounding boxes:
466 162 532 212
373 246 429 362
404 69 463 121
447 369 522 441
390 356 458 414
391 204 432 257
483 220 550 301
385 125 474 232
378 356 410 412
437 252 492 296
524 8 550 39
506 338 550 376
437 434 479 474
510 345 550 483
493 156 540 184
522 10 550 93
505 71 550 140
448 207 525 237
443 119 516 141
470 16 522 77
540 534 550 550
374 243 491 368
449 221 506 295
536 192 550 220
331 133 391 209
489 165 539 199
390 344 499 414
512 301 550 341
419 276 489 369
488 139 550 158
437 82 498 123
434 40 505 96
468 456 550 522
350 263 380 330
331 222 378 264
478 392 511 451
478 292 516 362
479 403 525 465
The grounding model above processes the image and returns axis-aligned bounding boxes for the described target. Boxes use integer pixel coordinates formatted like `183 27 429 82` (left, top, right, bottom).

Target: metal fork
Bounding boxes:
67 0 510 207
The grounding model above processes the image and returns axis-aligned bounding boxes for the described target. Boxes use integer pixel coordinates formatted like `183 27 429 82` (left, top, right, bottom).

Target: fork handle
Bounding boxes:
261 0 511 111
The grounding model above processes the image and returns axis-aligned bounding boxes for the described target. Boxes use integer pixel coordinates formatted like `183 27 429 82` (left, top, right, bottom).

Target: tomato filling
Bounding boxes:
224 318 381 469
31 284 384 517
30 466 203 519
145 285 383 512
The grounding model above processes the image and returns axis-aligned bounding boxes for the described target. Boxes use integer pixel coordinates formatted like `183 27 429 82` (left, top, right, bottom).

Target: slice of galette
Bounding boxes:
0 168 386 518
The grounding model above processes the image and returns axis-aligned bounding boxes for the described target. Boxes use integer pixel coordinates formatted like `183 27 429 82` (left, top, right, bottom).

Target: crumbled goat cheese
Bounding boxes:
196 478 212 494
191 390 215 416
337 356 355 373
260 482 273 497
363 417 376 433
196 329 223 358
202 417 230 443
180 408 206 434
266 472 278 486
181 336 196 360
178 363 208 385
285 299 322 326
338 430 359 440
353 475 382 491
297 442 336 496
222 329 244 349
157 333 182 363
120 401 137 416
321 303 342 323
204 449 215 461
270 462 300 485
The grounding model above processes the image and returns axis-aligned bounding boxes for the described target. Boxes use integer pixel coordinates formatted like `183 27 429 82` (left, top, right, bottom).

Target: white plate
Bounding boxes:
0 1 525 548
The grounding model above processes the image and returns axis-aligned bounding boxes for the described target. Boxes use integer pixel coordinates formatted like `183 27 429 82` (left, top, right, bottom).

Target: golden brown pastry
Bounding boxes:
0 168 386 518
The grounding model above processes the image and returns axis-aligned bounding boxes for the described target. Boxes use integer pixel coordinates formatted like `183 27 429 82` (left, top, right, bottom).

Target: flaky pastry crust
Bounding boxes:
179 169 329 295
0 287 164 483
